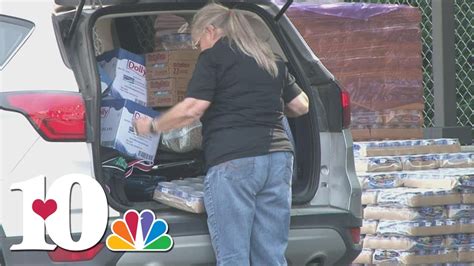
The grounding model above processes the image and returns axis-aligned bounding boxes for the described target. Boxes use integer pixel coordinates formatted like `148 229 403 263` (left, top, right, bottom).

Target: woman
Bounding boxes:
135 3 309 265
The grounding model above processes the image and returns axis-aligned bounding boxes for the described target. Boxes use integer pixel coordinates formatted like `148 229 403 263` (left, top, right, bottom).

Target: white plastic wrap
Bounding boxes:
353 138 460 157
160 121 202 153
402 169 474 190
372 248 457 264
445 234 474 249
377 188 461 207
159 33 193 50
377 219 458 236
363 235 444 251
355 156 402 173
455 170 474 189
403 170 459 189
363 206 446 221
447 205 474 219
153 178 205 213
361 219 378 235
362 189 379 205
358 172 405 189
401 154 440 171
352 248 373 264
440 152 474 169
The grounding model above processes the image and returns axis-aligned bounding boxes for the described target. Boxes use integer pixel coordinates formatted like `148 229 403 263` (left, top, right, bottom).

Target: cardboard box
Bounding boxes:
288 4 425 135
351 129 371 141
352 128 423 141
370 128 423 140
146 61 195 80
100 98 161 161
354 139 461 157
97 49 147 106
146 50 200 65
146 50 199 80
147 78 189 107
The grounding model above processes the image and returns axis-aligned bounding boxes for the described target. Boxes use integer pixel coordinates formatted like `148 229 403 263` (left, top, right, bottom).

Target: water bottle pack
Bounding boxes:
153 176 206 213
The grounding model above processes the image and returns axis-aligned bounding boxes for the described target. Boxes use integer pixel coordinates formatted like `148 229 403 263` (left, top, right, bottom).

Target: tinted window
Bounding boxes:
0 15 34 70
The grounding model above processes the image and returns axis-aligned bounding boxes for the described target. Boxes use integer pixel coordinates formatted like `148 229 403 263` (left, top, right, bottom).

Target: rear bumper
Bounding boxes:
0 210 360 265
116 227 358 266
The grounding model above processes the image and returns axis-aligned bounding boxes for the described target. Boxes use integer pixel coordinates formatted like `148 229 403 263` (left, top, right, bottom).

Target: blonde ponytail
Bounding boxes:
192 3 278 77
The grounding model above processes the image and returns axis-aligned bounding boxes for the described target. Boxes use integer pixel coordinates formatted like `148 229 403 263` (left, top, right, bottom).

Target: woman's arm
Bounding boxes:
134 97 211 135
284 92 309 117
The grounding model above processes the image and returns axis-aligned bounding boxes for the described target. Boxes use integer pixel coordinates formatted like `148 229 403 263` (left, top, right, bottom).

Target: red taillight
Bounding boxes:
4 92 86 141
48 243 104 262
349 227 361 244
341 90 351 129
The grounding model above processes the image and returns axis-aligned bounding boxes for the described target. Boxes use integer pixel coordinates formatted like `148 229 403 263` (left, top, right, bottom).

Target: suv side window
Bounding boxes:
0 15 34 70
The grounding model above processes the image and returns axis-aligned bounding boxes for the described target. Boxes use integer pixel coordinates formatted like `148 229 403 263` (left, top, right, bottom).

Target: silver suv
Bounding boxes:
0 0 361 265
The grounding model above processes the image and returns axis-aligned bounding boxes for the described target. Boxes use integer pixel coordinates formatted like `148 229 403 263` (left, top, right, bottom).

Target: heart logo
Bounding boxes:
32 199 57 220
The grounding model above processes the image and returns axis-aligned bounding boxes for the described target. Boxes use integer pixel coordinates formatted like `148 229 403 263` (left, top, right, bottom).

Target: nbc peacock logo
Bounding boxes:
106 209 174 251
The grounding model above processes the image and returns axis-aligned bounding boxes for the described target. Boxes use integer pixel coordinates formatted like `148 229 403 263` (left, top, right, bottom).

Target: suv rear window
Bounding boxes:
0 15 34 70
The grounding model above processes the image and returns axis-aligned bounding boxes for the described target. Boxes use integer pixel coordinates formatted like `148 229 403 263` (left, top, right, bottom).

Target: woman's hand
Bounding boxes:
133 117 155 136
132 97 210 136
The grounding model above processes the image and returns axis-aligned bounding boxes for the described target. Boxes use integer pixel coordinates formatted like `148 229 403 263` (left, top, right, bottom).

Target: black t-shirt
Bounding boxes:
186 38 303 168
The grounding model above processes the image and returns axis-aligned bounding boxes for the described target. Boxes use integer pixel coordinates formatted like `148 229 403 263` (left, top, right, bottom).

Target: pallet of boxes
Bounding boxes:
351 139 474 265
287 3 425 141
96 14 206 213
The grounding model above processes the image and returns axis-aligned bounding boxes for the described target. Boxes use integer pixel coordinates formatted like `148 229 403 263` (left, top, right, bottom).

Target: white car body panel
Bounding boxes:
0 0 106 237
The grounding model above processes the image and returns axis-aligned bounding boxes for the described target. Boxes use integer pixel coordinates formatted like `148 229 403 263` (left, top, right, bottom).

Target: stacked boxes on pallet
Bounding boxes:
352 139 474 265
287 3 424 141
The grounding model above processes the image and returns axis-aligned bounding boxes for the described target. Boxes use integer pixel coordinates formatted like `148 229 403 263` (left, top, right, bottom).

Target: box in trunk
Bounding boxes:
147 78 189 107
100 98 161 161
146 49 198 80
97 48 147 106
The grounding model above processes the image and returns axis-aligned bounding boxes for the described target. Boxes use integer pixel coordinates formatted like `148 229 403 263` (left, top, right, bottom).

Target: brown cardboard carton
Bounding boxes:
146 50 200 65
146 50 199 79
146 61 196 80
360 144 461 157
351 128 423 141
154 14 187 30
287 4 424 136
351 129 371 141
147 78 189 107
370 128 423 140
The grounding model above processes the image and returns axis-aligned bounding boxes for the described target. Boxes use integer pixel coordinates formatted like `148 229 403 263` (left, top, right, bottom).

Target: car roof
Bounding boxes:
0 0 77 92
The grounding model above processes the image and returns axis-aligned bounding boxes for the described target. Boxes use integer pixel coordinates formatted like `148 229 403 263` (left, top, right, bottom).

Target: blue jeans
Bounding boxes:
204 152 293 266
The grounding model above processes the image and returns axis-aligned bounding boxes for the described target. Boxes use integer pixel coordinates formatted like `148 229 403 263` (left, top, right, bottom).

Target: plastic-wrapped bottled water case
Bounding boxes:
153 177 206 213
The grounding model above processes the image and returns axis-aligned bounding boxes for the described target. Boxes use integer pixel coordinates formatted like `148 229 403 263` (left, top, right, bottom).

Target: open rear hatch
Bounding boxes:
52 0 320 214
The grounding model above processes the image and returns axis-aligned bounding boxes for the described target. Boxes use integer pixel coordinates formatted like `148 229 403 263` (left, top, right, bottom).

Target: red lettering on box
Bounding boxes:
128 60 146 76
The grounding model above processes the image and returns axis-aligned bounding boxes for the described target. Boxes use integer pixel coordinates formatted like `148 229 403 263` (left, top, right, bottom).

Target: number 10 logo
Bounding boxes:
10 174 108 251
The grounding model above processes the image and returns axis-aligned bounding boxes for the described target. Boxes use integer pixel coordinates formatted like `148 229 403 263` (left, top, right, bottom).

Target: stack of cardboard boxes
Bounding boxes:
97 14 201 161
146 14 200 108
98 48 161 162
352 139 474 265
287 3 424 141
145 49 199 107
